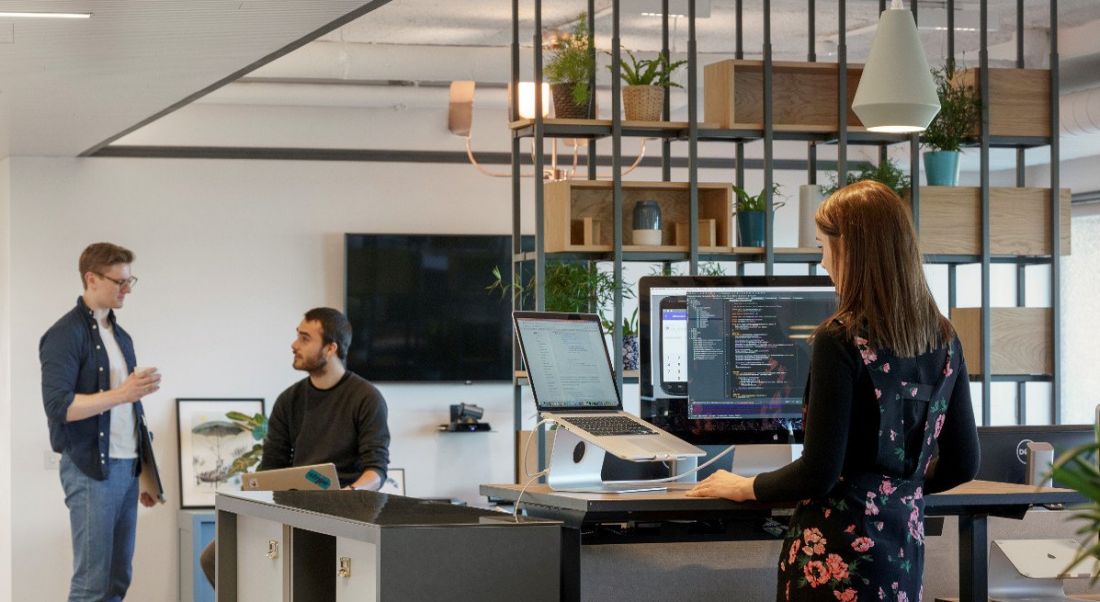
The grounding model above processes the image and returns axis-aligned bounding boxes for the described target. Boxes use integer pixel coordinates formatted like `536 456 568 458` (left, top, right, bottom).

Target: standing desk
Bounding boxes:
480 480 1083 602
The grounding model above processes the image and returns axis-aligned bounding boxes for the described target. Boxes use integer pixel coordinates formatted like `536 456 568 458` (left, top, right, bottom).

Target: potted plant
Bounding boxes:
488 262 639 368
1048 427 1100 580
823 157 912 199
920 63 981 186
609 50 686 122
544 14 595 119
732 184 783 248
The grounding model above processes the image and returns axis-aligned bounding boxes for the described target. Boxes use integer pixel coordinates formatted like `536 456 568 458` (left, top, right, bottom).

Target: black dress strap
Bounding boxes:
853 336 959 480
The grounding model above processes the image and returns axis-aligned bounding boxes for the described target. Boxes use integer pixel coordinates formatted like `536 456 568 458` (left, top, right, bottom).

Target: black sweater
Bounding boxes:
753 326 980 502
259 371 390 487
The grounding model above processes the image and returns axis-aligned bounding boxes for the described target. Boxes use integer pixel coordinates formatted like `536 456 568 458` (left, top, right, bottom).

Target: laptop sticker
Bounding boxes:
305 469 333 490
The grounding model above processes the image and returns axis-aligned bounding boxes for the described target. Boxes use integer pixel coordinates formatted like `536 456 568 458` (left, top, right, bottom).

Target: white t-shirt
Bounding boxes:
102 321 138 459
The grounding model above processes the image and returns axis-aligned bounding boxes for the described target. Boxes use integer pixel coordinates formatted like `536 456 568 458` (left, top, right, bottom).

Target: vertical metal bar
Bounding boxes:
809 0 816 61
612 0 624 393
661 0 671 182
837 0 848 179
763 0 775 276
734 0 745 197
809 143 818 184
808 1 817 194
910 0 920 232
947 0 955 69
689 0 699 274
949 264 957 310
979 0 991 425
1015 0 1026 425
1050 0 1061 422
510 0 523 447
587 1 597 180
1017 263 1027 424
534 0 546 312
959 514 990 602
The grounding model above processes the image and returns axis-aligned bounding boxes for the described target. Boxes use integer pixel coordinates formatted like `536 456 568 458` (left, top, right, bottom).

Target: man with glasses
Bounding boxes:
40 242 162 602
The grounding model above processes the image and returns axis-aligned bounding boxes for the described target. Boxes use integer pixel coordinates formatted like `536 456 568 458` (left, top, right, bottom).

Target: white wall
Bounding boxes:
5 156 528 601
0 158 12 602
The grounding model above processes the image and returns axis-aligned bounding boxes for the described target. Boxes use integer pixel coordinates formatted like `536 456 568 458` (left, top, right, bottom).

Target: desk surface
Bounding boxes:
217 490 554 540
480 480 1083 516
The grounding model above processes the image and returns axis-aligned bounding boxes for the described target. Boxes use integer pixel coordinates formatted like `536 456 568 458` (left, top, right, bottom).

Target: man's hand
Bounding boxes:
118 368 161 405
685 469 757 502
139 491 158 507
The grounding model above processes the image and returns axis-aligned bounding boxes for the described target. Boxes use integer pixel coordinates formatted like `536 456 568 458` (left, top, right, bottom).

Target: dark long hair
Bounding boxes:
815 180 953 357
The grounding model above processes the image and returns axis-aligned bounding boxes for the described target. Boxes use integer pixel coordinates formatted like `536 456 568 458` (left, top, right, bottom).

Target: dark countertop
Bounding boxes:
479 480 1085 520
217 490 557 542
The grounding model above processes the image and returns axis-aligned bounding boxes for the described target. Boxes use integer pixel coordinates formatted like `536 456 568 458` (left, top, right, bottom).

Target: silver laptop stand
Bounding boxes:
545 428 666 494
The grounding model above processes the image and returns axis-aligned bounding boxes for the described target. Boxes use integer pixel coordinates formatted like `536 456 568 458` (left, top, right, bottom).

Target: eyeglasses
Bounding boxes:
97 273 138 289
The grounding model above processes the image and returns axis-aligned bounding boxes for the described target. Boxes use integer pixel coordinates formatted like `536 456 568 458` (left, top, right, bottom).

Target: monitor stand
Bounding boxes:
545 428 667 494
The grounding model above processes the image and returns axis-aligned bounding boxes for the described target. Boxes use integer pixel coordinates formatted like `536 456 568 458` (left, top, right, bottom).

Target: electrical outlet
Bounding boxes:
44 451 61 470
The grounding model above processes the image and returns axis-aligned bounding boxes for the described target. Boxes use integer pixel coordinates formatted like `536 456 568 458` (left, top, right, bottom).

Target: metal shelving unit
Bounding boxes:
509 0 1063 475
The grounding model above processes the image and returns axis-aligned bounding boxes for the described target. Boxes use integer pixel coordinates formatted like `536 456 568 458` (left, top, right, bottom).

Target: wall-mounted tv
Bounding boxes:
345 234 526 382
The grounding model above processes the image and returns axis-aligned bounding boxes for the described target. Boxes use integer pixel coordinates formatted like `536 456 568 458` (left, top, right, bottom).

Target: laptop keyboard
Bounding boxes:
567 415 657 436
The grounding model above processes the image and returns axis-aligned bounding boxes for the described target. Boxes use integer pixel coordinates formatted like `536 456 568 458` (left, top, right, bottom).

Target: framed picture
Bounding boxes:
176 398 266 509
379 468 406 496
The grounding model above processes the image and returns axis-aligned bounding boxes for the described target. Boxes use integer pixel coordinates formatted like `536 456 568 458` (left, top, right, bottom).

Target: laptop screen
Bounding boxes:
514 313 621 411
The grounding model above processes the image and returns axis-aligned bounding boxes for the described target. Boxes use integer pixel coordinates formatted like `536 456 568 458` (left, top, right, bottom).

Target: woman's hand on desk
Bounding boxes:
685 470 757 502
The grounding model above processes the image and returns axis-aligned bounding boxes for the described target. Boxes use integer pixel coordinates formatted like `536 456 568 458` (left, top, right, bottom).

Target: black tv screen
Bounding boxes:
345 234 522 382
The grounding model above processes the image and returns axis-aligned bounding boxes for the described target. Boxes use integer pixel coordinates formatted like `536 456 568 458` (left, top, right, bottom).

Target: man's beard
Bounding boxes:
295 350 328 373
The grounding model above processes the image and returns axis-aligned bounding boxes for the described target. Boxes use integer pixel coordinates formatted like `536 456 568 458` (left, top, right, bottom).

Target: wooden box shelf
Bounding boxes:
955 68 1052 139
544 180 732 253
703 60 864 130
911 187 1071 256
950 307 1052 376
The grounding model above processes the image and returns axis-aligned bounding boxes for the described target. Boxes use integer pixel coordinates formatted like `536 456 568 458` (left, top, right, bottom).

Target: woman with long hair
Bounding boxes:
687 180 979 601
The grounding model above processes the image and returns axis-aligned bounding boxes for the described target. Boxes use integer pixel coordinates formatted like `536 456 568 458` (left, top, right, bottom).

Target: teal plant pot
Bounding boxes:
923 150 961 186
736 211 766 247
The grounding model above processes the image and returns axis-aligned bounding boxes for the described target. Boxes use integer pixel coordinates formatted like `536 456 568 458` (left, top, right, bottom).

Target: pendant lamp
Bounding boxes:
852 0 940 133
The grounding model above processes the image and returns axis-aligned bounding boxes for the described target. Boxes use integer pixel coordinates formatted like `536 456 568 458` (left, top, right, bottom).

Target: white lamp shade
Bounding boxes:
518 82 551 119
852 4 940 133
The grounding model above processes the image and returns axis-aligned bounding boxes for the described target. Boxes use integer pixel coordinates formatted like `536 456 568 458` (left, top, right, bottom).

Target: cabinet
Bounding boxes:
215 490 560 602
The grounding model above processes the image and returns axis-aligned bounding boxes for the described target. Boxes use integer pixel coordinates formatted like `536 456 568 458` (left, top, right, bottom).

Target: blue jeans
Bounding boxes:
59 455 139 602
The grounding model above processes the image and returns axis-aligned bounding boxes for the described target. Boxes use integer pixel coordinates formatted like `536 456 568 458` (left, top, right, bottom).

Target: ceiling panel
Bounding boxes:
0 0 388 157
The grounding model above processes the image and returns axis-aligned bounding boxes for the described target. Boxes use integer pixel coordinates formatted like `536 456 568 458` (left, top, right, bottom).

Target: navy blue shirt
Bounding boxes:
40 297 150 480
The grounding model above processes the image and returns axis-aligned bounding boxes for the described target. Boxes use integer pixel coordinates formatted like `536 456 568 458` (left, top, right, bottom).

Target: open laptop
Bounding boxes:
514 311 705 462
240 463 340 492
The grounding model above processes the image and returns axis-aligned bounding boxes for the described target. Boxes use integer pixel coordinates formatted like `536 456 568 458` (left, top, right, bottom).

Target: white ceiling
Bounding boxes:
4 0 1099 160
0 0 389 157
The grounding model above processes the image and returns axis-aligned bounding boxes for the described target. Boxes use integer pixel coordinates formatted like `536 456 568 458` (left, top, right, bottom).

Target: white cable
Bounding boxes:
512 469 549 520
522 419 554 479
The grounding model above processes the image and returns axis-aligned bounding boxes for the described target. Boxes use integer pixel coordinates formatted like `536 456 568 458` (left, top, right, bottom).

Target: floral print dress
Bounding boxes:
775 336 959 602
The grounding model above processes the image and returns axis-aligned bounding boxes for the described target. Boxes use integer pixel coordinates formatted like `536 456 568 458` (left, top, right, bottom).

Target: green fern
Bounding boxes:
545 14 595 106
610 50 686 87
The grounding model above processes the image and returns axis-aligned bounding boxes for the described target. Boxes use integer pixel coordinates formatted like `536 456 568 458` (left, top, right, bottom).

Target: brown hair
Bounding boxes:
815 180 953 357
79 242 134 289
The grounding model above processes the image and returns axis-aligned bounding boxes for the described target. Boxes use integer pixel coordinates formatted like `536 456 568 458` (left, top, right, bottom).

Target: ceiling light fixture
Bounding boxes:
0 11 92 19
851 0 940 133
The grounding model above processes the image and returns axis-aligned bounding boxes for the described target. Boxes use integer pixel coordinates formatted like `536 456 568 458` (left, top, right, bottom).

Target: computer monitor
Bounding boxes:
639 275 836 445
975 425 1095 487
